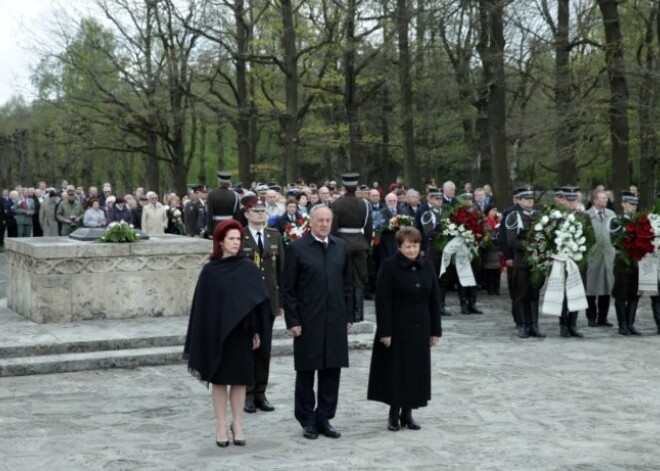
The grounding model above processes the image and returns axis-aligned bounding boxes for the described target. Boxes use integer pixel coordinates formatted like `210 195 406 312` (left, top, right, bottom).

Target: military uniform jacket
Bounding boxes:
206 187 239 233
505 208 539 269
241 227 285 314
420 206 449 255
331 193 373 284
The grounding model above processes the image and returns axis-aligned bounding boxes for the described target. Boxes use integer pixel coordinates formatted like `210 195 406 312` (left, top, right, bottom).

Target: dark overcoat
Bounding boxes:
367 252 442 408
283 233 353 371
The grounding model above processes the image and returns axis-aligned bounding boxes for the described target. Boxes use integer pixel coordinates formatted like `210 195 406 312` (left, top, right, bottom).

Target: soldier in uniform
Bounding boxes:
499 193 522 327
556 186 586 338
331 173 373 323
240 194 285 413
206 171 240 235
420 189 452 315
506 186 545 338
611 191 641 336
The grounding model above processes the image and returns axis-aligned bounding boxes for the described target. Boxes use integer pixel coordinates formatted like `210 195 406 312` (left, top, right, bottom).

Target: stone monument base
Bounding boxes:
6 235 211 323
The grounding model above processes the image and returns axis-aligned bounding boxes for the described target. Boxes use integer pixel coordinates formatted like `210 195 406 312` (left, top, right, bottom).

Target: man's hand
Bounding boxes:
347 323 352 333
505 259 513 268
252 333 261 350
277 308 284 317
290 326 302 337
430 336 440 347
380 336 392 348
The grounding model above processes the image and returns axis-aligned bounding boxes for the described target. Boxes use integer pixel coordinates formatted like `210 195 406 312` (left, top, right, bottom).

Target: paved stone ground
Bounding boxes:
2 254 660 469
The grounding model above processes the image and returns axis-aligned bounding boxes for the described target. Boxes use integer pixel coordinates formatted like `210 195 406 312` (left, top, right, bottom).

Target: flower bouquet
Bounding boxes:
433 207 485 286
282 214 310 245
525 208 593 288
524 207 595 315
167 208 185 235
99 221 139 243
612 212 660 292
612 213 660 265
433 207 485 260
372 214 413 247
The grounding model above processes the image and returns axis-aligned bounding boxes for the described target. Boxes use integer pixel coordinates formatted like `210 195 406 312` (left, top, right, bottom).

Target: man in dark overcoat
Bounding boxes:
184 186 204 237
240 195 285 413
331 173 372 322
206 171 240 235
283 205 353 440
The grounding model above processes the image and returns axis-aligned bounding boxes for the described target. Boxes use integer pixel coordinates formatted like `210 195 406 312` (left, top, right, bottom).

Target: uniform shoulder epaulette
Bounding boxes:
265 226 280 234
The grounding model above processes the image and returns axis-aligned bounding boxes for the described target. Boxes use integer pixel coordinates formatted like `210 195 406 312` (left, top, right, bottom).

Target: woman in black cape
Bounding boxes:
367 226 442 431
184 219 271 447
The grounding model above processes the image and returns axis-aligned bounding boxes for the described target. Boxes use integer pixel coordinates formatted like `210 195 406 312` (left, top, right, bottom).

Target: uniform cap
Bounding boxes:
561 186 580 202
621 190 639 205
553 187 564 198
241 194 265 211
216 171 232 183
512 186 534 198
341 173 360 187
428 188 443 200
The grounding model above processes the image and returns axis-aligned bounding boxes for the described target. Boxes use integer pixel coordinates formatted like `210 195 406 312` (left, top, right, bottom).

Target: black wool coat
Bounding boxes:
283 233 353 371
368 252 442 408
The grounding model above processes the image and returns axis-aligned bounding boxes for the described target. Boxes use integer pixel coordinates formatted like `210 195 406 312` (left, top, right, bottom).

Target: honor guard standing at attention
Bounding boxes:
206 171 240 235
331 173 373 322
611 191 642 336
506 186 545 339
420 188 452 315
239 194 285 413
558 186 586 338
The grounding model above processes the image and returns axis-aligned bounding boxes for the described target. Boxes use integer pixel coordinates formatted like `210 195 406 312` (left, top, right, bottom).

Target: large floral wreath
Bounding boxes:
612 212 660 265
372 214 413 247
525 207 594 288
433 206 485 260
280 214 310 245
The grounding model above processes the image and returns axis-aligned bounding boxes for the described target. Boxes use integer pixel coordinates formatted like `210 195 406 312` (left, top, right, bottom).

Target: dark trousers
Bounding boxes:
247 316 274 400
295 368 341 428
586 295 610 322
0 221 5 246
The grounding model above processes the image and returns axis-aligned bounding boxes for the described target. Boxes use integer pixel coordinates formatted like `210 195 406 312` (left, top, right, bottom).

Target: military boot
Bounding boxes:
651 296 660 334
585 296 598 327
515 301 529 338
458 286 470 314
438 285 452 316
467 287 483 314
568 312 584 338
615 300 630 335
528 301 546 338
559 312 571 338
353 287 364 323
626 298 641 336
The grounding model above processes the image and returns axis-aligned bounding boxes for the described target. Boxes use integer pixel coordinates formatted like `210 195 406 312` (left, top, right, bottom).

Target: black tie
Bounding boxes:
598 210 604 221
257 231 264 255
321 240 328 250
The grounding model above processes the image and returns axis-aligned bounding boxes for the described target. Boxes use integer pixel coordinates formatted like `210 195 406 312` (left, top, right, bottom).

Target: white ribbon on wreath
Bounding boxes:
541 254 588 316
439 236 476 287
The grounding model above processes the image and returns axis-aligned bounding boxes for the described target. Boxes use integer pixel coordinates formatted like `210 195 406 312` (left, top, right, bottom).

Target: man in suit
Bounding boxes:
276 198 301 234
374 192 402 275
240 194 285 414
442 181 458 208
585 188 616 328
283 205 352 440
331 173 373 323
206 171 240 234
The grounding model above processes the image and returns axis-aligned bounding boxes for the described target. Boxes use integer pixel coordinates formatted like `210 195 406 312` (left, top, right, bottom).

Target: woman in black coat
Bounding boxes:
184 219 271 447
368 226 442 431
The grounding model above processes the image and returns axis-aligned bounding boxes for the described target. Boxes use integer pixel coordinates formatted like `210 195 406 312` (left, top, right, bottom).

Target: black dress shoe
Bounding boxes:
317 422 341 438
244 397 257 414
254 397 275 412
597 320 613 327
388 407 400 431
302 425 318 439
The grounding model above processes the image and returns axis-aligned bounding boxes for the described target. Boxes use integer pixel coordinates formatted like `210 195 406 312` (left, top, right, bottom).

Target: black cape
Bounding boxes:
184 256 271 385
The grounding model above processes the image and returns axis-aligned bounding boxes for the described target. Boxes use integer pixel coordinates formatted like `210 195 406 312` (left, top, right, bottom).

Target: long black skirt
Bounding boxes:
211 317 254 386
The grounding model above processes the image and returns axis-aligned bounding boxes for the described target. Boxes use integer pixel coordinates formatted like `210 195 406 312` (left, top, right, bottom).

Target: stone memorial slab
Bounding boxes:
6 235 211 323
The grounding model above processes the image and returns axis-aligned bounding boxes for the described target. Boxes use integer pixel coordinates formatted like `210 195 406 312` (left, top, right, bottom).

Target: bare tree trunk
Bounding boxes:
280 0 299 182
598 0 631 192
637 2 659 208
396 0 418 187
145 133 160 193
555 0 577 185
478 0 510 196
233 0 253 184
216 115 225 173
198 119 207 185
345 0 361 171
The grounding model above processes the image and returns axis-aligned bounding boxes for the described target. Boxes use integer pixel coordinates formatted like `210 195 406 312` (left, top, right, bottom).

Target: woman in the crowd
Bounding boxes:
83 198 107 228
184 219 271 447
106 196 132 224
367 226 442 431
482 204 502 295
296 192 309 215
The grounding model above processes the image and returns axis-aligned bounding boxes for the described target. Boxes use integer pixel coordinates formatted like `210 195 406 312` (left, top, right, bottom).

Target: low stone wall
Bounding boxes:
6 235 211 323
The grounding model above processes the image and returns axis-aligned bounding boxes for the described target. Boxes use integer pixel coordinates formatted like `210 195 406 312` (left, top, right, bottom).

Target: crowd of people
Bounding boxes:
2 171 657 447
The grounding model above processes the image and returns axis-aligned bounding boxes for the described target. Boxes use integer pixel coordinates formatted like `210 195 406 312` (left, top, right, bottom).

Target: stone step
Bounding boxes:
0 321 375 359
0 333 375 377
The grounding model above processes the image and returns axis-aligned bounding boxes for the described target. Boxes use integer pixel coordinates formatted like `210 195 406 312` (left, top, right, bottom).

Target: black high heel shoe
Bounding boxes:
230 423 246 446
400 408 421 430
216 427 229 448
